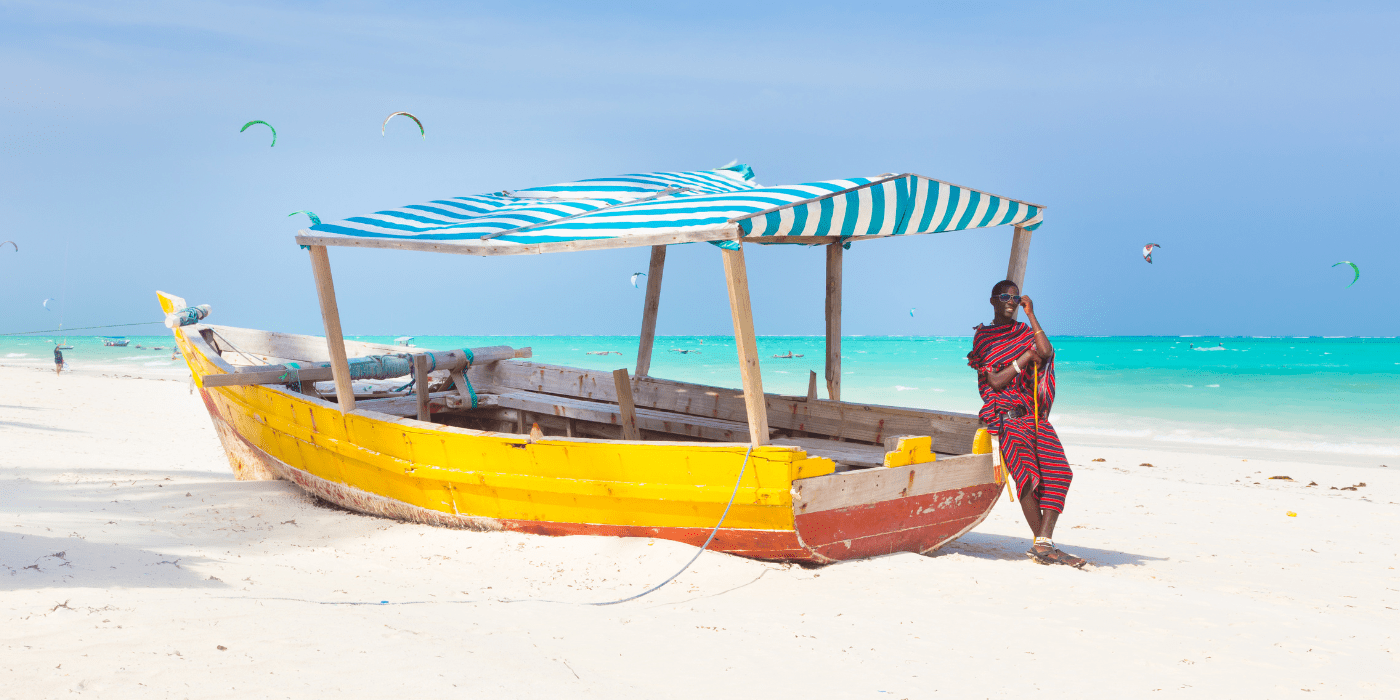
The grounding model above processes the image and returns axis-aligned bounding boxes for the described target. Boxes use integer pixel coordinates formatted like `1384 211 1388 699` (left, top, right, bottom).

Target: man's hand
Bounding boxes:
1019 294 1035 317
1019 347 1041 367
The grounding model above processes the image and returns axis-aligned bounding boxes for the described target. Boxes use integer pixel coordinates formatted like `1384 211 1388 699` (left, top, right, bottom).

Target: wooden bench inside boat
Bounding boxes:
197 324 982 469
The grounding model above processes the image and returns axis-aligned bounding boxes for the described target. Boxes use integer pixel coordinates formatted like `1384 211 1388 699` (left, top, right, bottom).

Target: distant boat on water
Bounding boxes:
100 337 131 347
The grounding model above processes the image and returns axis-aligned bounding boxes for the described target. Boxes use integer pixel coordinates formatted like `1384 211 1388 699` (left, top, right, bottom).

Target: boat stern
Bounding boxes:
790 452 999 563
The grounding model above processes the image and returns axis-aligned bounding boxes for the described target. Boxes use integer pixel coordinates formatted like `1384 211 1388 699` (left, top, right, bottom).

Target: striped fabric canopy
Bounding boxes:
295 164 1044 256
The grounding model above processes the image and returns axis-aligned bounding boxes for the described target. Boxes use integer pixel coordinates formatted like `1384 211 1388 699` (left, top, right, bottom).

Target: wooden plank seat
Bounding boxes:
354 389 755 443
473 391 755 443
473 360 982 453
771 436 888 470
770 435 957 471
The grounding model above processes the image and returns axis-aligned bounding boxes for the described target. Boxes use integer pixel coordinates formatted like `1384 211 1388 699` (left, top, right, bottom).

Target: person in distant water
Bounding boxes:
967 280 1085 567
53 344 65 375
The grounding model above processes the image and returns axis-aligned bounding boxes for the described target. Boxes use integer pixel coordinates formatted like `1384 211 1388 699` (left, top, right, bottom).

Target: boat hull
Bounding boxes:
166 292 1000 564
204 402 999 564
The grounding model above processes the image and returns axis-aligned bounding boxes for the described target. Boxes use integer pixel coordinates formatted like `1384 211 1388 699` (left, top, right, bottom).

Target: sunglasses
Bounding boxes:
994 293 1023 303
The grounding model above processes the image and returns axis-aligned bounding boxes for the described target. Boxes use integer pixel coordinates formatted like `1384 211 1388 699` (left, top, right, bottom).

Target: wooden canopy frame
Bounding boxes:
304 224 1035 446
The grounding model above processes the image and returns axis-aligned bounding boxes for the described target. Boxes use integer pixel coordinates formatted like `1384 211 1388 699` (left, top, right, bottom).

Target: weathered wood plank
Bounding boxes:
635 245 667 377
772 436 887 468
355 390 456 417
199 325 401 364
200 346 524 388
792 453 993 514
807 370 818 402
613 368 642 440
470 360 982 453
721 246 769 445
466 391 753 443
308 245 356 412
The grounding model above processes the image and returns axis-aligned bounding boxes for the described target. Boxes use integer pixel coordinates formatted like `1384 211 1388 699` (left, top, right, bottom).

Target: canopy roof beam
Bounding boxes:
296 224 739 258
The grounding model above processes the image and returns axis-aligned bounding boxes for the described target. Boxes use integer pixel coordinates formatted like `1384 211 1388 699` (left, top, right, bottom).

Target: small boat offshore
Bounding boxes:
100 336 131 347
164 164 1044 564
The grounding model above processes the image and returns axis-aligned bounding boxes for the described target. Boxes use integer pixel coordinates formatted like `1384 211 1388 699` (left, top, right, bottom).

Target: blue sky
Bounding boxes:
1 1 1396 338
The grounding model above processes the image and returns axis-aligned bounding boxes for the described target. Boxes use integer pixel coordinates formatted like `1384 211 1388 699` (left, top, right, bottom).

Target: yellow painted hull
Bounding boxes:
161 292 999 563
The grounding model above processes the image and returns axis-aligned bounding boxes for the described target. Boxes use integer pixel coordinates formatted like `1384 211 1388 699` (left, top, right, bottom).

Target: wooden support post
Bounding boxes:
613 368 642 440
825 241 842 402
635 245 667 377
721 246 770 446
307 245 356 413
1006 225 1033 319
449 369 474 409
413 354 430 422
807 370 819 402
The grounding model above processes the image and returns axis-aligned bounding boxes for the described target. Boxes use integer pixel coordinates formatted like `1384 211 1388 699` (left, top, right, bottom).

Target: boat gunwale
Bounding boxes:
181 321 989 466
181 322 810 452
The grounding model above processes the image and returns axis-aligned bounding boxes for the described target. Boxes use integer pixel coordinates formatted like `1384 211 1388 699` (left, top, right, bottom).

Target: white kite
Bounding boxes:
381 112 426 138
631 272 646 288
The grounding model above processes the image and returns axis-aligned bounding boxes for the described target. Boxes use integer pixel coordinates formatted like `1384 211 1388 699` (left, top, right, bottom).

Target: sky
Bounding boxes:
1 0 1396 338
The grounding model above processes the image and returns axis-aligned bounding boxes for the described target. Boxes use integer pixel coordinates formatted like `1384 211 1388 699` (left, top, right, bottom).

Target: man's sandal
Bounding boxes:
1028 544 1088 568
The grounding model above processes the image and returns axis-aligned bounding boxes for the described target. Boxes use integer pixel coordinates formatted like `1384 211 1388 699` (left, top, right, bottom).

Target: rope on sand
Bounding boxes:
220 446 755 608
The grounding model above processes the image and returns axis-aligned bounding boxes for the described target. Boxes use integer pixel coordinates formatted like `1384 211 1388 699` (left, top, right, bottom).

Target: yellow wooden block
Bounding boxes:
882 435 936 468
791 456 836 480
972 428 993 455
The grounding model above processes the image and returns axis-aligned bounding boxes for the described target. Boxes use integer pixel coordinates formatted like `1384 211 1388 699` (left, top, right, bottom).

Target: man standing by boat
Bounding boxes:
967 280 1085 567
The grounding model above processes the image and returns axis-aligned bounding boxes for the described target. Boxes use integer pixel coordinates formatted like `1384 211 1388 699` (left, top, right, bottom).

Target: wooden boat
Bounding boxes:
167 166 1043 564
100 336 131 347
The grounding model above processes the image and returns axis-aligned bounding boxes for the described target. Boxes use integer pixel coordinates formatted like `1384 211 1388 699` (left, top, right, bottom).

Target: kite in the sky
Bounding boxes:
909 308 916 317
382 112 425 138
42 298 54 311
289 211 322 226
630 272 646 288
240 120 277 147
1332 261 1360 287
1 241 15 252
1142 243 1162 264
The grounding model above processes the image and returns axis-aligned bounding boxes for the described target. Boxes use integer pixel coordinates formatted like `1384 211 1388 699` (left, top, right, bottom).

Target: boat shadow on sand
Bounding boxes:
930 532 1165 569
0 532 225 592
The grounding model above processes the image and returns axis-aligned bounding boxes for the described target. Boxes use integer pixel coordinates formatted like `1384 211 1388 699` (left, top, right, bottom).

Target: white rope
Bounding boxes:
222 445 756 608
582 444 753 606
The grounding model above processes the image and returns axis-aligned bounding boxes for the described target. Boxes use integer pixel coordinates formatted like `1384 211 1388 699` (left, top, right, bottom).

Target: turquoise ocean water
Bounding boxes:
3 334 1395 464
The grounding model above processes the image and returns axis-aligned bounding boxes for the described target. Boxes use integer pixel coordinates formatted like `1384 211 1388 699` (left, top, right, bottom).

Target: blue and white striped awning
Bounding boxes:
295 164 1044 256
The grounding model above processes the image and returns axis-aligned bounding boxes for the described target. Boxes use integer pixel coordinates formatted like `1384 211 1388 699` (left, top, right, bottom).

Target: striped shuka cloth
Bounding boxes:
967 321 1072 513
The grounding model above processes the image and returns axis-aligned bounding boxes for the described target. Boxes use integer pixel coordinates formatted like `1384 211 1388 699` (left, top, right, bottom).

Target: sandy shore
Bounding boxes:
1 365 1396 698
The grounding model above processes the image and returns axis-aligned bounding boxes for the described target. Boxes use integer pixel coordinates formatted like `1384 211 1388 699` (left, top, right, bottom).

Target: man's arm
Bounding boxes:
1021 295 1054 361
984 347 1040 390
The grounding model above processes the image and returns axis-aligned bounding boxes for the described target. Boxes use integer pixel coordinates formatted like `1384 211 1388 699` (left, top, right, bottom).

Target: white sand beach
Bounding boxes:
2 364 1396 699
